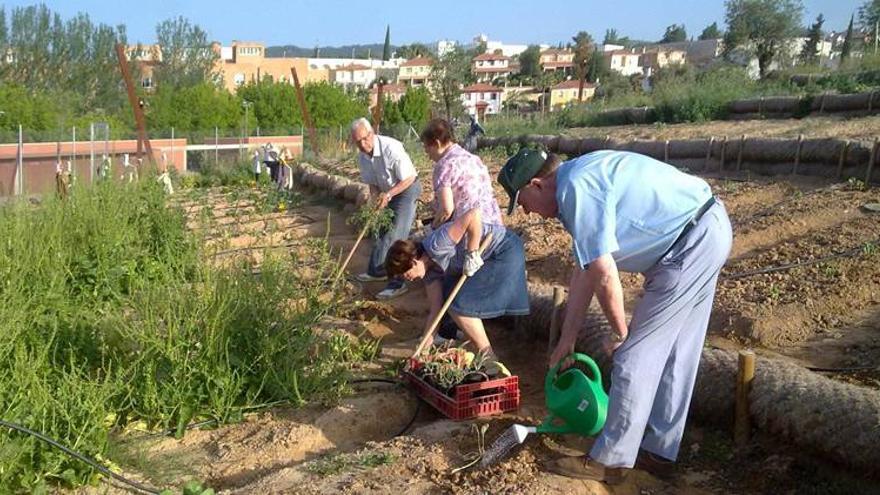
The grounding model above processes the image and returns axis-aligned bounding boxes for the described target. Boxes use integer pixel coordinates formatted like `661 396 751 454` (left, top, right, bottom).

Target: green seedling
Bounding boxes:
347 204 394 238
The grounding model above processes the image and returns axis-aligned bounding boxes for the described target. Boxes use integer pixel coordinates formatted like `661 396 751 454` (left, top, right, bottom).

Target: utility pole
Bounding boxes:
875 21 878 54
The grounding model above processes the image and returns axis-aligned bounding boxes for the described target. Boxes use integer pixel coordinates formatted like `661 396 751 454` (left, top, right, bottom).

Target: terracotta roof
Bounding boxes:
336 63 371 71
400 56 433 67
474 52 509 61
552 80 596 90
462 83 502 93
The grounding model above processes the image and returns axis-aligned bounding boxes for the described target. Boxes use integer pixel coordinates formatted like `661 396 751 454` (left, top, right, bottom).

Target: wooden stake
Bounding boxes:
793 134 804 175
373 81 385 132
837 140 850 180
548 286 565 354
413 234 494 357
736 134 746 172
720 136 728 172
663 139 670 163
291 67 320 158
734 350 756 448
867 138 878 185
115 44 155 169
705 137 715 171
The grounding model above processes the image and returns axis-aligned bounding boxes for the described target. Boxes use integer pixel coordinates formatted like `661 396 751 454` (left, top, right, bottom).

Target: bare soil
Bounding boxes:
561 114 880 142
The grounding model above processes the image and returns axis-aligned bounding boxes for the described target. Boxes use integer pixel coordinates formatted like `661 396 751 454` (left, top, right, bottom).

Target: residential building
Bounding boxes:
473 52 512 82
540 48 575 73
502 85 542 111
469 34 546 57
126 44 162 90
639 47 687 78
608 49 644 76
369 83 407 110
603 43 626 53
461 83 503 118
214 41 320 91
646 39 723 67
330 64 377 89
549 79 596 111
398 57 433 86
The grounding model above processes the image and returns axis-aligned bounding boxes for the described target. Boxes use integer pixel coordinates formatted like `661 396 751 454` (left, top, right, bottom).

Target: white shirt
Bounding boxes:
358 135 417 193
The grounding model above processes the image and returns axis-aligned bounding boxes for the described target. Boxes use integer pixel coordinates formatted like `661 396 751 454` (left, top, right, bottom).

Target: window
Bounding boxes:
490 93 498 100
234 73 246 85
141 77 153 89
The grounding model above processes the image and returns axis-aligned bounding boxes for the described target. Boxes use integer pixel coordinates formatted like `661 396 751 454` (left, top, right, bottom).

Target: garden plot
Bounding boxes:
71 173 877 494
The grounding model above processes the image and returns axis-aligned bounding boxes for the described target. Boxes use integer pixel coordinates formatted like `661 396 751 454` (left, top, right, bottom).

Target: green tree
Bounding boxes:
841 14 855 62
604 28 621 45
699 22 723 40
661 24 688 43
518 45 542 79
859 0 880 32
303 82 368 128
430 47 472 118
0 85 57 131
383 25 391 61
723 0 804 78
586 47 609 82
236 79 299 132
153 16 217 89
572 31 594 89
381 97 404 126
398 86 431 127
397 43 430 58
146 82 241 132
799 14 825 65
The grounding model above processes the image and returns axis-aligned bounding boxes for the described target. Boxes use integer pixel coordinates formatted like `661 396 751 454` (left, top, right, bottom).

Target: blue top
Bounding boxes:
556 150 713 273
422 222 507 273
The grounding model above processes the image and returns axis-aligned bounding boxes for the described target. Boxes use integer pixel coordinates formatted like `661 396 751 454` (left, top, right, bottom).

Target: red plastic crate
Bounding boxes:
402 358 520 420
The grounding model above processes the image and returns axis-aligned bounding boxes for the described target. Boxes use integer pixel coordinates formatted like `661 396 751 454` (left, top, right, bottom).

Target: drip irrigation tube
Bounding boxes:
0 419 162 495
722 237 880 281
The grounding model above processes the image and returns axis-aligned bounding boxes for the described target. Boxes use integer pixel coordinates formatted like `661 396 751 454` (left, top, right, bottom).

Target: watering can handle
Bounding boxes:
545 353 604 391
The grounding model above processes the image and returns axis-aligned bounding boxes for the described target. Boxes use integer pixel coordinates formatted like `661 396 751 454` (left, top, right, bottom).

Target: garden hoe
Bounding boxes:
335 205 380 285
479 353 609 467
412 233 494 358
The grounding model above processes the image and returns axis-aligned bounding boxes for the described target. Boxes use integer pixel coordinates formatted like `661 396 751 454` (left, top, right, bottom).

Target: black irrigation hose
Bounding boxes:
0 419 162 495
349 378 422 438
722 237 880 281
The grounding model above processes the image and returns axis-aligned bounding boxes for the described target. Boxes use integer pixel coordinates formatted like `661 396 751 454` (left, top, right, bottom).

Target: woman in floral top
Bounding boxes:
421 118 504 229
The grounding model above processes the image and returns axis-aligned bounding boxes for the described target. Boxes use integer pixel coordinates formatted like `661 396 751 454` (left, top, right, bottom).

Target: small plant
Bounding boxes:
347 204 394 237
160 480 215 495
863 241 878 256
415 346 491 393
846 177 867 191
307 451 396 476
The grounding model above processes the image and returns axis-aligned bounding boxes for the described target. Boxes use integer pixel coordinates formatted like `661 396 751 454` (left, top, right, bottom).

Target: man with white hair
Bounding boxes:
351 117 421 300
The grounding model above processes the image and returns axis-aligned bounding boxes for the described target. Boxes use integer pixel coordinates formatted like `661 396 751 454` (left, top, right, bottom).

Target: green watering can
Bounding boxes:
539 352 609 436
480 353 609 467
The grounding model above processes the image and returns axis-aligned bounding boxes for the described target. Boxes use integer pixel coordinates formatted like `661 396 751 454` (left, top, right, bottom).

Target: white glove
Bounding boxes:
463 250 484 277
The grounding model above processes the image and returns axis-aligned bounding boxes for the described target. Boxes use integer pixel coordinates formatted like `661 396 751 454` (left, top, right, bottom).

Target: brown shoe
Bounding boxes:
546 456 627 485
635 450 675 479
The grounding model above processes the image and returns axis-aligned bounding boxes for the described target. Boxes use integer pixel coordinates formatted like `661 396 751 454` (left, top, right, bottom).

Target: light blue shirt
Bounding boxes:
556 150 713 273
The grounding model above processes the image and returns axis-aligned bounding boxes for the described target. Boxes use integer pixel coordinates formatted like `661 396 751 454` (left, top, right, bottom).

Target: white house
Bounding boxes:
608 49 644 76
473 52 513 82
330 64 377 89
461 83 503 118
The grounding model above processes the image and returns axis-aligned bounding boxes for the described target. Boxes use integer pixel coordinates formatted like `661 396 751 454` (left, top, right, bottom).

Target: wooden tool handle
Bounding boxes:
413 232 494 357
336 203 380 283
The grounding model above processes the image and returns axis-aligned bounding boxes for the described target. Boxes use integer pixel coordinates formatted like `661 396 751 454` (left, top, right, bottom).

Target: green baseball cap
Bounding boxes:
498 148 548 215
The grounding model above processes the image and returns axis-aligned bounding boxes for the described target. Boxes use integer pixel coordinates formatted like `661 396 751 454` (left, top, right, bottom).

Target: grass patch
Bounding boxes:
307 451 396 477
0 177 373 491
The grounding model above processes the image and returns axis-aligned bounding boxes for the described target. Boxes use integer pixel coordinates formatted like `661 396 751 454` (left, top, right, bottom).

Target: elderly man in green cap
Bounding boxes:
499 148 732 483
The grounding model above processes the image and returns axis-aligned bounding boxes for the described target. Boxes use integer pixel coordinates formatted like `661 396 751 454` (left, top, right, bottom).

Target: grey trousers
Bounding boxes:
590 201 733 468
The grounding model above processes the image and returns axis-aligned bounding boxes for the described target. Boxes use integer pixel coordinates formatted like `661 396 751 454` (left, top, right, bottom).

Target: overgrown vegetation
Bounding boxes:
0 178 371 491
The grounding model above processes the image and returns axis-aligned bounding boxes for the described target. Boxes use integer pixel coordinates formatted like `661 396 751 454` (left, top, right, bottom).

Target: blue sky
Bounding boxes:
1 0 864 47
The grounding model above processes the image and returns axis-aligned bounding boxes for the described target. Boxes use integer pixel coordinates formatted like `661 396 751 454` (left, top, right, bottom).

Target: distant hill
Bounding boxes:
266 44 399 58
